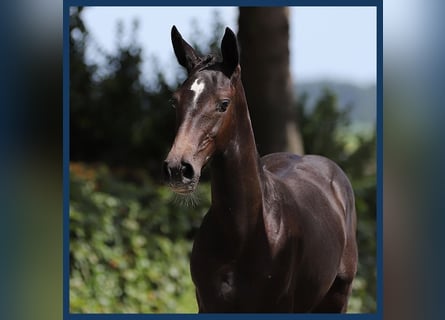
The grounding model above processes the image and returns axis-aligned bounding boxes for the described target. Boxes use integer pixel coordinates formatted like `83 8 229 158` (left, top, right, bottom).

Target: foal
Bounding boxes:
163 26 358 313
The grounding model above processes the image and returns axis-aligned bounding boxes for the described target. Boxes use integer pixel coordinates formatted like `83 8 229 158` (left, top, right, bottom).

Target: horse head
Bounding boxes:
163 26 241 195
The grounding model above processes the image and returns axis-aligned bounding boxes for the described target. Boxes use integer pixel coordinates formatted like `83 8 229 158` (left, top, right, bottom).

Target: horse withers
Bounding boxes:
163 26 358 313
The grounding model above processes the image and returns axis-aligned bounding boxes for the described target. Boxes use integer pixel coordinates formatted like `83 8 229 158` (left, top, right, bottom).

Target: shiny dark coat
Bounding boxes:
163 26 358 313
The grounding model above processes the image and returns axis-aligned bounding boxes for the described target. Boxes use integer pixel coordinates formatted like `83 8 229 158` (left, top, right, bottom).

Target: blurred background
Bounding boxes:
5 1 445 320
69 6 377 313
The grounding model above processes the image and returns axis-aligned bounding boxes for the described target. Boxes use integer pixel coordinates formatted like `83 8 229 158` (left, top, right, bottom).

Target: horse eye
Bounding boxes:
217 99 230 112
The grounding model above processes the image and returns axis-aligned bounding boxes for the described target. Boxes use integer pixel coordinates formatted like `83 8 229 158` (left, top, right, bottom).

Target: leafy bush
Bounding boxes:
69 163 210 312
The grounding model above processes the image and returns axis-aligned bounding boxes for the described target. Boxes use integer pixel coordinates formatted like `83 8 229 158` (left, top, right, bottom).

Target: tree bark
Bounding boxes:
238 7 304 155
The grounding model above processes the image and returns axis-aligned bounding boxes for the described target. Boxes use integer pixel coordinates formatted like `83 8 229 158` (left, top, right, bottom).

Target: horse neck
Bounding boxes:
210 81 264 245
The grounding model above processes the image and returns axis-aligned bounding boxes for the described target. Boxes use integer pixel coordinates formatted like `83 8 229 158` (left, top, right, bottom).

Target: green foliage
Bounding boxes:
297 89 377 313
69 8 177 177
298 89 376 177
70 163 211 312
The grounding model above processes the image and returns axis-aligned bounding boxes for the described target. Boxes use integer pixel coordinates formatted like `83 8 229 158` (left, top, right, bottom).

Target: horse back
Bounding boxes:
261 152 356 233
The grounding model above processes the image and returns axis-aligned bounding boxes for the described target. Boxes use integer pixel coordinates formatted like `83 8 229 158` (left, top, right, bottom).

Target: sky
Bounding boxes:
81 6 376 87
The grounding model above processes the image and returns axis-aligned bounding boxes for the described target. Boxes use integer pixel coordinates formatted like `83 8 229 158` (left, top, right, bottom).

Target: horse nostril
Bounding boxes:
181 161 194 180
163 161 172 180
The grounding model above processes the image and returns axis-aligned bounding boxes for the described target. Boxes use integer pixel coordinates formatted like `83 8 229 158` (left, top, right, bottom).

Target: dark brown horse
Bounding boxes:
163 26 358 313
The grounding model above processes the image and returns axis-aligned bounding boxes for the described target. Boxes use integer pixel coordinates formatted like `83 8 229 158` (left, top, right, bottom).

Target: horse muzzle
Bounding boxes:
163 158 200 194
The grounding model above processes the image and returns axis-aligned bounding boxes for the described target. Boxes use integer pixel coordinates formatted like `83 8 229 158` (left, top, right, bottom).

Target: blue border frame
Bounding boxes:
63 2 71 319
65 0 380 7
63 1 383 319
376 1 383 317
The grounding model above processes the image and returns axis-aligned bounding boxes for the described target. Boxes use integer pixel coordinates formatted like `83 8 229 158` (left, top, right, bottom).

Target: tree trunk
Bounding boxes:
238 7 304 156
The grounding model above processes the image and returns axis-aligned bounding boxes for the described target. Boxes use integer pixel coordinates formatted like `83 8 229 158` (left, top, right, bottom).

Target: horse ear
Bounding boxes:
171 25 200 73
221 27 239 77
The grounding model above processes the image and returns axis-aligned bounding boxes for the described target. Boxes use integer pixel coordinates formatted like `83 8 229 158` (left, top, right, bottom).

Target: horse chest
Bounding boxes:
215 264 236 301
191 247 288 311
191 257 239 301
193 261 260 308
190 209 295 311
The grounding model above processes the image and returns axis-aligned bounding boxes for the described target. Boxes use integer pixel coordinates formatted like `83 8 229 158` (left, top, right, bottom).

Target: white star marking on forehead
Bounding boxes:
190 79 205 106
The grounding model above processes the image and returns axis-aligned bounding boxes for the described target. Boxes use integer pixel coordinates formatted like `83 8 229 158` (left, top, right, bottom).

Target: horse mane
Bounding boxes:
193 54 221 72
